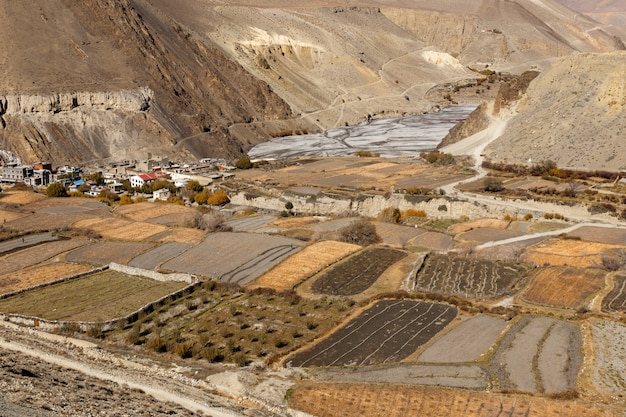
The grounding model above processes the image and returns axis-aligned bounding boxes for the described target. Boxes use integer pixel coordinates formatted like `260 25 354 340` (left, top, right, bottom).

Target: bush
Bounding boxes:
404 209 427 218
186 180 203 193
338 219 381 246
235 155 252 170
483 177 504 192
207 189 230 206
46 182 68 197
378 207 401 224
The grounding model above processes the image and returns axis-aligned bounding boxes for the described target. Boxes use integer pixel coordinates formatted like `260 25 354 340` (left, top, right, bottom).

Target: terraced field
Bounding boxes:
160 232 302 281
288 382 616 417
413 254 526 299
521 266 606 309
524 239 626 268
66 241 155 266
311 247 407 295
491 316 581 394
287 300 456 367
0 263 92 294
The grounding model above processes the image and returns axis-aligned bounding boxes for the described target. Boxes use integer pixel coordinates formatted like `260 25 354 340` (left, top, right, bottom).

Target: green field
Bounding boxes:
0 270 187 322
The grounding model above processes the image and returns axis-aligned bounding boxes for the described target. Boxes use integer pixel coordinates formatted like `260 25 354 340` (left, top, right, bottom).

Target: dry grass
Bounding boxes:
0 191 45 205
116 202 195 222
288 382 617 417
409 231 453 251
72 218 167 241
0 263 92 294
521 266 606 309
248 241 361 291
524 239 626 268
0 270 187 322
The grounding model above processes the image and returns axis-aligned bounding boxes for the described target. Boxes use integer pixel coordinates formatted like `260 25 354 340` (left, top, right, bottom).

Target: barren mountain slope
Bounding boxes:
0 0 624 166
485 51 626 171
558 0 626 27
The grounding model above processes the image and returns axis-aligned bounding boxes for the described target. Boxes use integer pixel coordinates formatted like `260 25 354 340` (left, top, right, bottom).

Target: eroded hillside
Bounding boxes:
0 0 624 166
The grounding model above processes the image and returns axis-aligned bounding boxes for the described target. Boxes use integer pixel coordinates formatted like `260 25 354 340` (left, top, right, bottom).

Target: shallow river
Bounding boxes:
249 104 477 159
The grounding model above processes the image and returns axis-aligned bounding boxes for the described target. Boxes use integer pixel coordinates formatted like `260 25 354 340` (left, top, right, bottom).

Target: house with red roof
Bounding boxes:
130 172 159 189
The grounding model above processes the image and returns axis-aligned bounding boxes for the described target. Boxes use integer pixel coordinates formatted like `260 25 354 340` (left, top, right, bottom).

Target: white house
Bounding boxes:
130 173 158 189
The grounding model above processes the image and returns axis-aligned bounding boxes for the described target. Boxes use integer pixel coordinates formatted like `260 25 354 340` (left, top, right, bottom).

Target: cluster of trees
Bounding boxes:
420 150 455 166
482 159 620 181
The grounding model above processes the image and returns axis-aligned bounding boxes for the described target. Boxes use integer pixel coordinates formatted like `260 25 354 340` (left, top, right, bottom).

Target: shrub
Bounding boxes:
379 207 401 224
523 213 533 221
235 155 252 170
194 189 210 205
207 189 230 206
46 182 68 197
338 219 382 246
186 180 203 193
119 195 133 205
483 177 504 192
404 209 427 218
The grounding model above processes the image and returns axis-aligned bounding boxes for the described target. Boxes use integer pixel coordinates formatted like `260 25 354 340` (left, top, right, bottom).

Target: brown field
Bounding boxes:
450 218 511 234
568 226 626 245
523 239 626 268
311 248 407 296
521 266 606 309
0 239 91 275
0 191 45 205
287 300 456 367
65 241 154 265
409 231 453 251
2 212 101 233
115 202 196 222
250 241 361 291
288 382 617 417
236 157 468 191
0 263 93 294
414 254 526 299
72 218 168 241
0 209 28 223
0 270 187 322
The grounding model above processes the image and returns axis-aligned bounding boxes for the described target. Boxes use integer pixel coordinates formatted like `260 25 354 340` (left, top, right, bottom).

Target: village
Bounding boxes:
0 155 240 203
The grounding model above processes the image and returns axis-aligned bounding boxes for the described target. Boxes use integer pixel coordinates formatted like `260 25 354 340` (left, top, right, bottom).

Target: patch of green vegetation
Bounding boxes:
424 218 461 231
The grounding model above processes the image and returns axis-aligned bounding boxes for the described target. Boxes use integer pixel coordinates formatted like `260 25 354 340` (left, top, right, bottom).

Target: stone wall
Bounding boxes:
230 190 543 220
0 263 201 332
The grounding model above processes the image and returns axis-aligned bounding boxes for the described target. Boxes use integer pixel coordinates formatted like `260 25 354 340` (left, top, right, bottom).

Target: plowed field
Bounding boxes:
521 266 606 309
602 274 626 313
288 382 616 417
414 254 526 299
287 300 456 367
251 241 360 291
161 232 302 280
311 247 407 295
0 239 90 274
568 226 626 245
524 239 626 268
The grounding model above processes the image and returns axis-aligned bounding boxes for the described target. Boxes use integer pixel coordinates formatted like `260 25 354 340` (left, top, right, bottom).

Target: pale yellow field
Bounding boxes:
153 227 206 244
0 263 92 294
72 218 167 241
249 240 361 290
116 202 195 222
524 239 626 268
270 216 320 230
